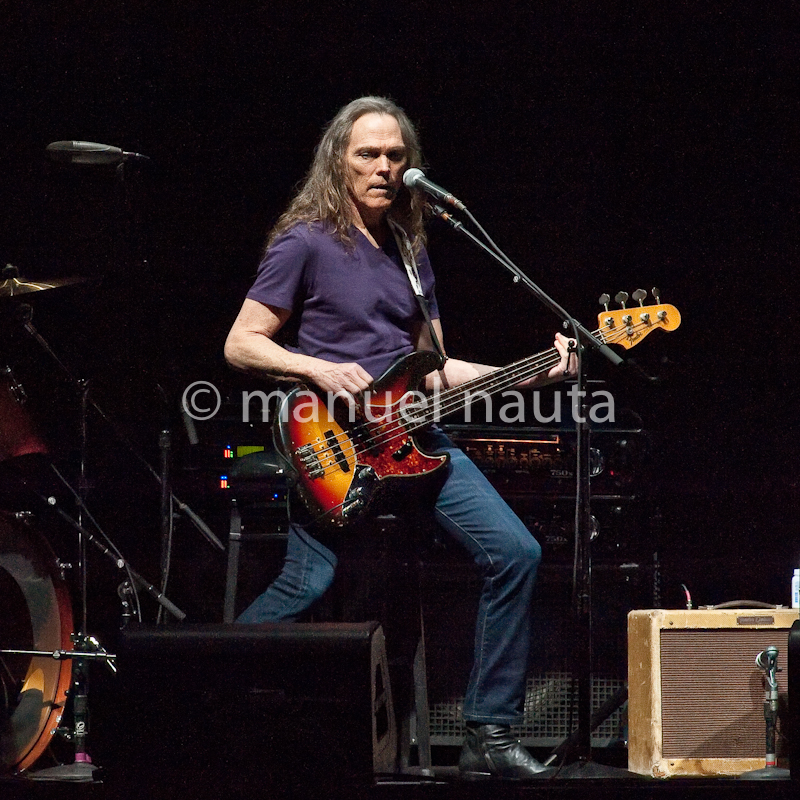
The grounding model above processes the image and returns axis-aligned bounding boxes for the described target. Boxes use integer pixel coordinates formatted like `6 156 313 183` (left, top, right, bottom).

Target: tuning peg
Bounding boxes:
651 287 661 303
598 293 610 312
615 291 629 308
634 288 652 324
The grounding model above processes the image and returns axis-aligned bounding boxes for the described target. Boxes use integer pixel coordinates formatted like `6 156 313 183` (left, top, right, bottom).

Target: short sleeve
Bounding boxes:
246 226 310 311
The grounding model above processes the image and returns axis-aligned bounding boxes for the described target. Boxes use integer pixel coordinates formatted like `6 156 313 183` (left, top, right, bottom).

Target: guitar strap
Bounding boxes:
388 218 448 371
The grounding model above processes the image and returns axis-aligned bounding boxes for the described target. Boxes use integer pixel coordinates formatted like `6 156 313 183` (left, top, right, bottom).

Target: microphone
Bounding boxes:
756 646 779 672
403 168 465 210
46 141 150 165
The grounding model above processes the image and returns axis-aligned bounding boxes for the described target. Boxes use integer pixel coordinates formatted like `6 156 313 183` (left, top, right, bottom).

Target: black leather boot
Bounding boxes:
458 723 552 780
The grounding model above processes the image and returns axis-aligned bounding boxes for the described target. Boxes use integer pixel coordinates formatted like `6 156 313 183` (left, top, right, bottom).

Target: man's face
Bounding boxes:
344 112 408 225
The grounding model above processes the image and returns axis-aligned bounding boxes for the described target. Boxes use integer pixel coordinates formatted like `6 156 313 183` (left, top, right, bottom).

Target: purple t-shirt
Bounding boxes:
246 222 439 379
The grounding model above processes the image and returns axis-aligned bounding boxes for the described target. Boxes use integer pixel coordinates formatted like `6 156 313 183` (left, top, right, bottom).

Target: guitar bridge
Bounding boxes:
296 443 324 479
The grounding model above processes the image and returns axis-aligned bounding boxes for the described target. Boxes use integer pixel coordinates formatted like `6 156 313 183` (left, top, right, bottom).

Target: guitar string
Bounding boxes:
308 339 571 471
305 317 655 479
302 317 657 480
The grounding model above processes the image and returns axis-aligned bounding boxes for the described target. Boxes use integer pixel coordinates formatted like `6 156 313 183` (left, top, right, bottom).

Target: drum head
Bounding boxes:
0 513 72 773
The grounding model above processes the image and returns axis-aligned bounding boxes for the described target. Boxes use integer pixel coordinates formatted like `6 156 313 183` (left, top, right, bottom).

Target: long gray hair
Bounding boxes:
267 96 426 250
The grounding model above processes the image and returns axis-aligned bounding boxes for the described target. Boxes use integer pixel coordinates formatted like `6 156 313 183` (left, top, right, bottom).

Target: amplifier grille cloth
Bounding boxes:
660 629 789 759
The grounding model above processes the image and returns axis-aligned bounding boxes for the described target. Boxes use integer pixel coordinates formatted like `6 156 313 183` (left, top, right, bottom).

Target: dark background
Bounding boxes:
1 2 798 635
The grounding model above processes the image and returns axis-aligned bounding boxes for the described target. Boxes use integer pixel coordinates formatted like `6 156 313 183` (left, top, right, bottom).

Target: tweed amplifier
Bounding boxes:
628 608 799 777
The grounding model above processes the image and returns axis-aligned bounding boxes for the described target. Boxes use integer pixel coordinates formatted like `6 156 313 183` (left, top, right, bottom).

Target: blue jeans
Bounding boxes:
237 428 541 725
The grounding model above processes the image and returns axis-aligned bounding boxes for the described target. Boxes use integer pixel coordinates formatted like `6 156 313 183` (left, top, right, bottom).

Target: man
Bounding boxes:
225 96 576 779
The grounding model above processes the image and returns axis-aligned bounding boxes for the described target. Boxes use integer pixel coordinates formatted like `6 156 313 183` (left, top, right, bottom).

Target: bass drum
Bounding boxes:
0 512 73 773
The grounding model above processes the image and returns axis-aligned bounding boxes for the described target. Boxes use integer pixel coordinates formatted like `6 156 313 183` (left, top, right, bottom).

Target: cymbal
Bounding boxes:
1 269 85 299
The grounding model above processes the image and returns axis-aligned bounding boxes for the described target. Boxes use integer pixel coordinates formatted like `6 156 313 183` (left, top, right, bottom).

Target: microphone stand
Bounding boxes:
739 647 790 780
431 204 637 777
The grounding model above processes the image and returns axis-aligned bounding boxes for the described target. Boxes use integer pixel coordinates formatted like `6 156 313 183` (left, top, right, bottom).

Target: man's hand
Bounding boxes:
549 332 578 381
306 360 373 396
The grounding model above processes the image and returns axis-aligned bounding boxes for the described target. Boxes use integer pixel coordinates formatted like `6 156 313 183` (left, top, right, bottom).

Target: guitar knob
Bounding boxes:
651 287 661 304
342 498 365 517
614 291 629 308
632 288 647 306
598 293 610 312
359 466 377 481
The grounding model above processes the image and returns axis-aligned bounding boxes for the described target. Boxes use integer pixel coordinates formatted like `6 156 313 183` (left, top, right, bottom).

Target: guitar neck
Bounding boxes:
407 329 602 430
400 300 680 432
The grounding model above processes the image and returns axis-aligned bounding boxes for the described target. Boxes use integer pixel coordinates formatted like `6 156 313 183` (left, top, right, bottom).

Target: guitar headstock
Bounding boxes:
596 288 681 350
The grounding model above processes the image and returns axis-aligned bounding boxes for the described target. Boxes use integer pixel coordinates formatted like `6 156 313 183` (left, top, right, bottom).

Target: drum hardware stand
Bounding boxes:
18 488 185 782
1 364 27 404
118 579 135 628
11 301 224 553
157 421 173 624
8 298 214 770
1 638 116 782
41 466 186 781
0 645 115 666
4 161 198 779
430 203 639 777
39 484 187 623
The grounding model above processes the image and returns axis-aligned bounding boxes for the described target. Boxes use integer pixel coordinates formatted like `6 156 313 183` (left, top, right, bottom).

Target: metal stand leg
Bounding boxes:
223 499 242 623
412 612 432 772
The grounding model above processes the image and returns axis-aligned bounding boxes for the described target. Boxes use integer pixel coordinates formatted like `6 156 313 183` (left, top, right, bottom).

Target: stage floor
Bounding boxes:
2 762 797 800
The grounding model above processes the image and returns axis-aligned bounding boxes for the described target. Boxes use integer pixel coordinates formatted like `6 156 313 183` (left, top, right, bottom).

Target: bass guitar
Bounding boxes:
273 294 680 528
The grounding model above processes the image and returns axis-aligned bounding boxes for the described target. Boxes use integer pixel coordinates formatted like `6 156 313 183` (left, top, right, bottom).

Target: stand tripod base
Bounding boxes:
737 766 791 780
29 760 98 783
554 758 644 779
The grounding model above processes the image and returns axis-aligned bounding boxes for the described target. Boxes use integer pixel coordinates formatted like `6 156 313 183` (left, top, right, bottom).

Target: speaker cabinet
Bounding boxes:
628 608 798 777
110 622 395 799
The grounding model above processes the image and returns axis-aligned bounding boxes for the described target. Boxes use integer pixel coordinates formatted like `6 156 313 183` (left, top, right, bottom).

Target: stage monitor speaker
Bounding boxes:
109 622 396 799
628 608 798 778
